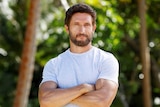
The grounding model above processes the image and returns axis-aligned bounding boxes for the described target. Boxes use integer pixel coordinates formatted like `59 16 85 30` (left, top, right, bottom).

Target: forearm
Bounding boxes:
39 83 94 107
71 89 107 107
71 79 118 107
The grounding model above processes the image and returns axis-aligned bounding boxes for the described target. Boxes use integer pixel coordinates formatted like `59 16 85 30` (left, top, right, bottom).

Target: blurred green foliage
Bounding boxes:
0 0 160 107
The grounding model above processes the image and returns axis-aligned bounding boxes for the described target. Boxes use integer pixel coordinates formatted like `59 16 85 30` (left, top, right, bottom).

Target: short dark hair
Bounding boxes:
65 3 96 26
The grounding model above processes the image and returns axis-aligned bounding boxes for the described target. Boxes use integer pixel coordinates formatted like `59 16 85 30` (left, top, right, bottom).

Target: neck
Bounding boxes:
69 42 92 53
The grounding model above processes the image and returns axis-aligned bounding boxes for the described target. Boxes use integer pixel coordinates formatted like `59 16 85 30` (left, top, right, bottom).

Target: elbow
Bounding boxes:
39 101 47 107
38 92 52 107
39 96 50 107
88 99 104 107
39 93 62 107
101 100 111 107
39 102 48 107
95 98 111 107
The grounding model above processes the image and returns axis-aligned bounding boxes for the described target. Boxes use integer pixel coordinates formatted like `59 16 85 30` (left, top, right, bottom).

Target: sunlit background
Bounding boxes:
0 0 160 107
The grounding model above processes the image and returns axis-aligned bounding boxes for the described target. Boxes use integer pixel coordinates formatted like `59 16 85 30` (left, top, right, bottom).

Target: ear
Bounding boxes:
93 24 96 32
65 25 69 33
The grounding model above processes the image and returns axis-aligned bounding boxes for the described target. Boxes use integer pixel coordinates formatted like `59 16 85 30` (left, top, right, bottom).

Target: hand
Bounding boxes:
80 83 95 94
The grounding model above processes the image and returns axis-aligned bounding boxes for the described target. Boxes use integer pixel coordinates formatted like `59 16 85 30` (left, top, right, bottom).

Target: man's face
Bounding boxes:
65 13 96 47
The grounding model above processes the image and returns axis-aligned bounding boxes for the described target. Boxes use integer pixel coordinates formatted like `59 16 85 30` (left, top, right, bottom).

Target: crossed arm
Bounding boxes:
38 78 118 107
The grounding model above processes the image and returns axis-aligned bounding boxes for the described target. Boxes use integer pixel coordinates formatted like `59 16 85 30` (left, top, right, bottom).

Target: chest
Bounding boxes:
56 57 100 88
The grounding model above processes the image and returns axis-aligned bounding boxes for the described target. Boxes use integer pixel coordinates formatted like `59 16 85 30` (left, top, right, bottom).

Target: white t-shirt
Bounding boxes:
41 46 119 88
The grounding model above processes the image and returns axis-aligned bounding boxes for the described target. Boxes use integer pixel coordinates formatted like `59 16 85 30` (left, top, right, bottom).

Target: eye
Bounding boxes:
74 22 80 25
84 23 91 27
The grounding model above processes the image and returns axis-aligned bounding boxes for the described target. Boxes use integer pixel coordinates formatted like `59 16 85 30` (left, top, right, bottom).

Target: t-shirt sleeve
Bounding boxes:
40 59 58 84
98 53 119 85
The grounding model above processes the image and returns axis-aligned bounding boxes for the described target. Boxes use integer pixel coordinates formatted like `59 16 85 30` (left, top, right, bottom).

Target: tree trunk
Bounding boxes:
60 0 69 11
13 0 40 107
137 0 152 107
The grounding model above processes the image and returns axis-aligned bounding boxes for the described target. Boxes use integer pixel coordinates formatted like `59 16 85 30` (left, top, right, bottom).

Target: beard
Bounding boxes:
69 32 93 47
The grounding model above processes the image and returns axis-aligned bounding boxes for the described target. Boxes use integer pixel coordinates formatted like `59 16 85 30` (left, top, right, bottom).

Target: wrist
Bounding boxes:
79 84 88 94
79 84 95 94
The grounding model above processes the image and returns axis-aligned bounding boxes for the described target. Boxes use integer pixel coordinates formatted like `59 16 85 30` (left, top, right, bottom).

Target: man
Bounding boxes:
38 3 119 107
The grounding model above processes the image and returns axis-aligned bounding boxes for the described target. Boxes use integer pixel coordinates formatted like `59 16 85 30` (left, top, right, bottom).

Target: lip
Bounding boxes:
76 34 87 37
76 35 87 40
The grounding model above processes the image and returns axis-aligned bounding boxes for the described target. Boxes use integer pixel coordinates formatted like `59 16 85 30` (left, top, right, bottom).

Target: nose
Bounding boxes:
79 26 85 33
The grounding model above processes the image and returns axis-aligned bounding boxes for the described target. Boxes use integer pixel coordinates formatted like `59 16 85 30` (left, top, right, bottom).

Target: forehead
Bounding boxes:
70 13 92 23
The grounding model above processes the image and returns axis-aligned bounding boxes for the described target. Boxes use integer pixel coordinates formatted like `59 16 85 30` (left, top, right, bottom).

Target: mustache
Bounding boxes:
76 34 88 37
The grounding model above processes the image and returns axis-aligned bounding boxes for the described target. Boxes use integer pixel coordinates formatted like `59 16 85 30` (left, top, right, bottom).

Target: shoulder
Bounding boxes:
44 49 69 67
92 46 117 61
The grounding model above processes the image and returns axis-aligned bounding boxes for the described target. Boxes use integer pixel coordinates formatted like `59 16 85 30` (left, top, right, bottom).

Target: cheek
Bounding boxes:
68 28 77 36
88 29 94 34
70 27 79 35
